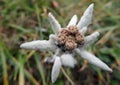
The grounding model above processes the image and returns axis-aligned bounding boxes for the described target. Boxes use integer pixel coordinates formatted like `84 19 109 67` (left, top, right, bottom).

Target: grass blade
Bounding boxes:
35 55 46 85
1 49 9 85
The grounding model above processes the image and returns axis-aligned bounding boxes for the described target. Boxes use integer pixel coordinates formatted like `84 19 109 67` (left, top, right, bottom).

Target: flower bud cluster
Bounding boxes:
57 26 84 51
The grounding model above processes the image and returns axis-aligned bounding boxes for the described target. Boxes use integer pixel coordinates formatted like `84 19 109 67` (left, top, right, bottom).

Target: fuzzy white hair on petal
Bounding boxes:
67 15 78 27
80 27 87 35
51 57 61 83
60 54 77 68
48 12 61 34
83 32 100 48
49 34 57 45
75 49 112 72
20 40 56 51
77 3 94 29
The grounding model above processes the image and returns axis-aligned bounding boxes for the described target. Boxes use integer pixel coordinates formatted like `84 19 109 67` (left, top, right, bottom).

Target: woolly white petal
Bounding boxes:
60 54 77 68
75 49 112 72
83 32 100 48
51 57 61 83
20 40 56 51
80 27 87 35
77 3 94 29
67 15 78 27
48 12 61 34
49 34 57 44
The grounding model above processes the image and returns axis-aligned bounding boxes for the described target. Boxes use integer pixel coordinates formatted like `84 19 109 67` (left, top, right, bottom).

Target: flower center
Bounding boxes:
57 26 84 52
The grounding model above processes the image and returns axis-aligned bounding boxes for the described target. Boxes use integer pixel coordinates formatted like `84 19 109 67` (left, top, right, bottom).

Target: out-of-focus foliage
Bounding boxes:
0 0 120 85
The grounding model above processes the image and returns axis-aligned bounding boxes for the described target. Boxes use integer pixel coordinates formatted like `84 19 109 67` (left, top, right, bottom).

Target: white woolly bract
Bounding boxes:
51 57 61 83
75 49 112 72
84 32 100 46
48 12 61 34
60 54 77 68
80 27 87 35
67 15 78 27
49 34 57 44
20 40 56 51
77 3 94 29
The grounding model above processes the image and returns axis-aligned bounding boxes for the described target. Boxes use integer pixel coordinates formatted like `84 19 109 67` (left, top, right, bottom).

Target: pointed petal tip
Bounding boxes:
48 12 61 34
95 31 100 36
74 14 77 18
48 12 54 18
77 3 94 29
107 68 113 73
90 31 100 38
75 49 113 73
20 42 30 49
20 43 25 48
104 67 112 72
67 14 78 27
74 14 78 21
87 3 94 11
20 44 22 48
51 57 61 83
73 14 78 21
52 79 56 83
48 13 53 18
20 43 30 49
48 12 52 16
102 64 113 72
90 3 94 7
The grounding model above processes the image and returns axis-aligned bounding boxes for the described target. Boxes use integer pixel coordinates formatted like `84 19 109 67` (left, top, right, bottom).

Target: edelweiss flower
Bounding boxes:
20 3 112 83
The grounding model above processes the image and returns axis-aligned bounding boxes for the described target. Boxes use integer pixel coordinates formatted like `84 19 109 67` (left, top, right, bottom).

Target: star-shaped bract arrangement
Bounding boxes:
20 3 112 83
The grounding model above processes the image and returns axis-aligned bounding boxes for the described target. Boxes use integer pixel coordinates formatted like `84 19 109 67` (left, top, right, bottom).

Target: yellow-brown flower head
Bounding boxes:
65 39 77 50
68 26 78 34
57 26 84 51
60 28 69 35
57 34 67 45
67 35 75 41
75 32 84 44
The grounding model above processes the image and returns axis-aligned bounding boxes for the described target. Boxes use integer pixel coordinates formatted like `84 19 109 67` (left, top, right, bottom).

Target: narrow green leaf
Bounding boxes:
35 55 46 85
1 49 9 85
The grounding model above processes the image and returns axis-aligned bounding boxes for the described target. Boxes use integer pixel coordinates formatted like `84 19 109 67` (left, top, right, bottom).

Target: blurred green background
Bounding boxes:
0 0 120 85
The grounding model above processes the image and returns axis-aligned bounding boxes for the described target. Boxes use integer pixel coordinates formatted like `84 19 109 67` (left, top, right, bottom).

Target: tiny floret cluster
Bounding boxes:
20 3 112 83
57 26 84 51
